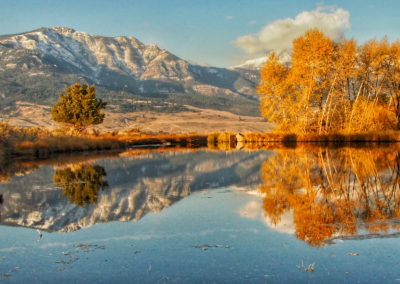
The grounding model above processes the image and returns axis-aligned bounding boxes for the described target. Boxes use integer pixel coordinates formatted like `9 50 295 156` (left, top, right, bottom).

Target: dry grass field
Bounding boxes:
1 102 273 134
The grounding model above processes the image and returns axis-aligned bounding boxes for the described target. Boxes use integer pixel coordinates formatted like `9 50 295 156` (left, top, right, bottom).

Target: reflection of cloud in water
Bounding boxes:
38 228 262 250
39 242 69 249
237 197 295 235
0 246 26 252
264 210 295 235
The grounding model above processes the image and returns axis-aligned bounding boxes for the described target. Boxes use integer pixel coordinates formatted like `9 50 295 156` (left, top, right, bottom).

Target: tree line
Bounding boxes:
258 29 400 133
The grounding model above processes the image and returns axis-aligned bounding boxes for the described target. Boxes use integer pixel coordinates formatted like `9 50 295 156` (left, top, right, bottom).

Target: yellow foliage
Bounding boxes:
258 29 400 133
259 147 400 247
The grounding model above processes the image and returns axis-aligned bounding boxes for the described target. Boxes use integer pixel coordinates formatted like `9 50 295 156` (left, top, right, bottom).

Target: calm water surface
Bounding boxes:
1 147 400 283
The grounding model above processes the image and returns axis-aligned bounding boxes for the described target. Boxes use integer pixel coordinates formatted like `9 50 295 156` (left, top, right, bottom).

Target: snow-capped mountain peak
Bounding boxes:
233 50 291 70
0 26 191 80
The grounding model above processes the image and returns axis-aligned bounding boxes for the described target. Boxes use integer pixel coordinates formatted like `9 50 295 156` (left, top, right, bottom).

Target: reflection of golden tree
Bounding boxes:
260 148 400 247
293 192 335 247
54 164 108 207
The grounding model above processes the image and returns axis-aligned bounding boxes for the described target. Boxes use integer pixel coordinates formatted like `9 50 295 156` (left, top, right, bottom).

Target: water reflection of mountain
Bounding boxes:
259 147 400 247
0 150 270 232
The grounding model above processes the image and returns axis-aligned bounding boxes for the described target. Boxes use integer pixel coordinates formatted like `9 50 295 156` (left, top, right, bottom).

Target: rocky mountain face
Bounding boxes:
0 27 260 116
0 150 270 232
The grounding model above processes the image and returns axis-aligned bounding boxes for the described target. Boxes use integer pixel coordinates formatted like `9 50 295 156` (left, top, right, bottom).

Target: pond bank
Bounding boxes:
0 133 209 160
207 131 400 146
3 128 400 162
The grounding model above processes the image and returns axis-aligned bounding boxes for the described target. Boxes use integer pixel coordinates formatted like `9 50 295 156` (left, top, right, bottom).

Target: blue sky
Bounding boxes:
1 0 400 67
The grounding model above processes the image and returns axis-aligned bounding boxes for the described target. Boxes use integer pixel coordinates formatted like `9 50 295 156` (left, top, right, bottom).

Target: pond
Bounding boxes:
1 146 400 283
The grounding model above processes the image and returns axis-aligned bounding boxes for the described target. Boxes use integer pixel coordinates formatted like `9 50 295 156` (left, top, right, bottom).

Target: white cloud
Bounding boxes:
225 15 233 21
248 20 256 25
234 6 350 55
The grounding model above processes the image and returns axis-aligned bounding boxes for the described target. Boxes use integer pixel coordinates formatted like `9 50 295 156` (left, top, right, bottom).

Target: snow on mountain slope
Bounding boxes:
233 50 291 70
0 27 191 81
0 27 261 117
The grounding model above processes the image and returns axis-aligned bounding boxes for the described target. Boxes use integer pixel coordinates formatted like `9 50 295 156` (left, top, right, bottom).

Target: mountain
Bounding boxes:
233 50 291 70
0 27 260 116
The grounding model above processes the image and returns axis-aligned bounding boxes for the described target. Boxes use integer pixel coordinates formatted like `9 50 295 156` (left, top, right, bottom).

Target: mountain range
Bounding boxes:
0 27 262 117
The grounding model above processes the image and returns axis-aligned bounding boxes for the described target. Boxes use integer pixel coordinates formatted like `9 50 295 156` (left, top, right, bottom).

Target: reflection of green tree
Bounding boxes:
54 164 108 207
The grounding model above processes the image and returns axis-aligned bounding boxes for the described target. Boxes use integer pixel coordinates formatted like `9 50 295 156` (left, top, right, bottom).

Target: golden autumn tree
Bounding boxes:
321 38 356 133
258 29 335 133
258 29 400 133
387 40 400 128
290 29 335 132
257 53 294 130
348 38 394 131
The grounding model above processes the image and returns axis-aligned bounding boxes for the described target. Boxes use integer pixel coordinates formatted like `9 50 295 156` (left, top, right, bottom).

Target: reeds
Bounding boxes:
117 133 208 148
243 131 400 143
205 131 400 151
0 122 127 159
14 137 127 157
0 122 210 159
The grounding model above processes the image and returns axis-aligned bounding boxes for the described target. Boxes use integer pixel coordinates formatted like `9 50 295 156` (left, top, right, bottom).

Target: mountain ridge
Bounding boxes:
0 26 261 117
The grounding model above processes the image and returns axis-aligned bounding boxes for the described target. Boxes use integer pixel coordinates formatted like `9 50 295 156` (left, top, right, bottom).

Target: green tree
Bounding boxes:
51 83 107 132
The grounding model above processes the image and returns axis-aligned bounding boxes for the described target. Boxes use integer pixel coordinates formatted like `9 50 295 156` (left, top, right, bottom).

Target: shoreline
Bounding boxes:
3 128 400 162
